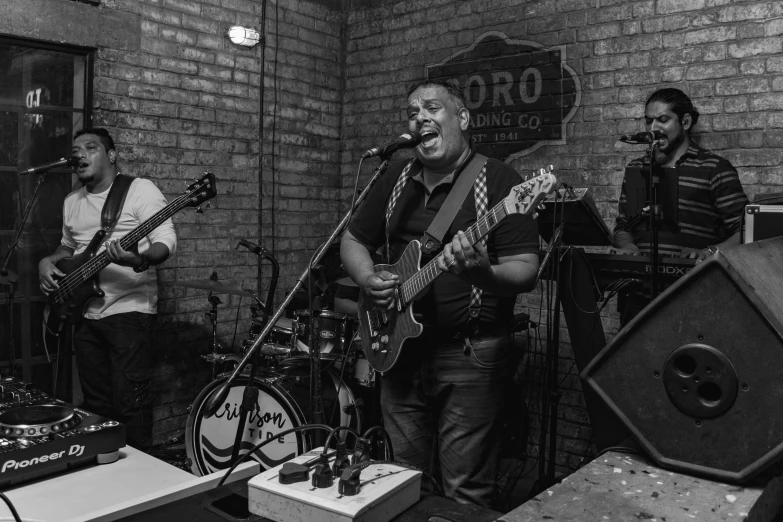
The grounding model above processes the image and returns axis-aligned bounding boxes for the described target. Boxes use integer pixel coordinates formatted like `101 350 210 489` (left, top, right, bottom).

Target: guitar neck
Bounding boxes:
60 193 189 285
399 202 510 305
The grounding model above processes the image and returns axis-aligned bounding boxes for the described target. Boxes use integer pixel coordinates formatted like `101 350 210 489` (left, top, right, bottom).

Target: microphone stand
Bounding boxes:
229 248 279 466
642 141 664 299
1 170 56 378
201 156 394 426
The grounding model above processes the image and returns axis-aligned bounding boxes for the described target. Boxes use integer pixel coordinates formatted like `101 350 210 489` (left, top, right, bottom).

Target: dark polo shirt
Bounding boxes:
348 154 539 330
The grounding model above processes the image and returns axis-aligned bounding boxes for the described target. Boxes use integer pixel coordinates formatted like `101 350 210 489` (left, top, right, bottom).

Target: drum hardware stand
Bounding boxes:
229 240 279 465
201 154 395 436
204 291 225 378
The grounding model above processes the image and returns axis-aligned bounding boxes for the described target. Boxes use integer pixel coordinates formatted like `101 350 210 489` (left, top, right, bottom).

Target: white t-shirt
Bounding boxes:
61 177 178 319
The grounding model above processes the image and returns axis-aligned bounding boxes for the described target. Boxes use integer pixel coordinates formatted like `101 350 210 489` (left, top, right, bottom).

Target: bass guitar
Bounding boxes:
44 172 216 336
357 168 556 372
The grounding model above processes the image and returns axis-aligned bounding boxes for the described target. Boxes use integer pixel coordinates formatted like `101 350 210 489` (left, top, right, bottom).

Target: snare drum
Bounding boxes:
242 317 304 358
185 359 362 476
292 310 357 359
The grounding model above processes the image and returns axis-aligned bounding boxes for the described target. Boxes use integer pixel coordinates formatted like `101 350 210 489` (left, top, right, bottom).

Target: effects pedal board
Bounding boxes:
248 448 421 522
0 376 126 488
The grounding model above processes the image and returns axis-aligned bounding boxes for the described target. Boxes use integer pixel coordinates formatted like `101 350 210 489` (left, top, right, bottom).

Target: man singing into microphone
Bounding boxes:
38 128 177 451
612 88 748 321
341 80 539 506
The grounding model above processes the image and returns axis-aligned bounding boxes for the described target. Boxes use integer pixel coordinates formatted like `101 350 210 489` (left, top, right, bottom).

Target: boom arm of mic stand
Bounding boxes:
201 158 392 417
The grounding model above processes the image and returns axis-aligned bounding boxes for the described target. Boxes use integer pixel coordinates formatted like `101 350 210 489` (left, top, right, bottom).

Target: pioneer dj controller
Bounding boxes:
0 376 126 487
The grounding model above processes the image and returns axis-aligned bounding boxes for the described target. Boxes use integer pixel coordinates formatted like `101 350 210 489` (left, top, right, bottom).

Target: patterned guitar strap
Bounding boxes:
384 159 489 320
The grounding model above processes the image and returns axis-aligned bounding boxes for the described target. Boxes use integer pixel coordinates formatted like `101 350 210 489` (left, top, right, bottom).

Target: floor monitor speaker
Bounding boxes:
582 237 783 482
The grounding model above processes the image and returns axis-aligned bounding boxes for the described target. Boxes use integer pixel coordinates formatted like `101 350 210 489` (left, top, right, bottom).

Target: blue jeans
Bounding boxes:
73 312 155 450
380 328 513 507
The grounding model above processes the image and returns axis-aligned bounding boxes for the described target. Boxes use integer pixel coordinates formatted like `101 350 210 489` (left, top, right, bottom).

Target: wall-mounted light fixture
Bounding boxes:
227 26 261 48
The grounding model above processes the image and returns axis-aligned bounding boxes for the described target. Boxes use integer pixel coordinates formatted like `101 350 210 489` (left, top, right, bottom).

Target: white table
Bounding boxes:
2 446 260 522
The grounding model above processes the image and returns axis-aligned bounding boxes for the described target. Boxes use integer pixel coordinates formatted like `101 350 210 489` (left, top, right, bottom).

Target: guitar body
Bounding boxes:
44 232 106 336
357 240 425 373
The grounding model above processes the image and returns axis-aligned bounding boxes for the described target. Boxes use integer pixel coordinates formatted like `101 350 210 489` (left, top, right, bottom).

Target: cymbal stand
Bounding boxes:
205 293 223 379
229 246 279 466
201 155 394 435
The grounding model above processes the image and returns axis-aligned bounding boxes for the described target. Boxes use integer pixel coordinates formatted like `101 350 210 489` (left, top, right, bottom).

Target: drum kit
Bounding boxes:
173 273 378 477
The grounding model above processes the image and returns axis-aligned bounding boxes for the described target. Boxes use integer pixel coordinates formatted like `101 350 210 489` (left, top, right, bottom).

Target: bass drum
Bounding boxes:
185 360 362 476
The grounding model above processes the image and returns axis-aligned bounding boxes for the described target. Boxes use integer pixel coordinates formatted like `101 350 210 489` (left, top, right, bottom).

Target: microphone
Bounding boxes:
236 239 269 257
361 131 422 159
618 130 665 144
18 156 79 175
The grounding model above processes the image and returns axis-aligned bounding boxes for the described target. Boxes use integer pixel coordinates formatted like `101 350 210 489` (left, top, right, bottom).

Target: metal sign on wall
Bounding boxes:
426 31 581 162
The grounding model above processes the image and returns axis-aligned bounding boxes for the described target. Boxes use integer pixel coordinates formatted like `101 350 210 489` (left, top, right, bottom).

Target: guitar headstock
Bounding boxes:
185 172 217 208
503 166 557 217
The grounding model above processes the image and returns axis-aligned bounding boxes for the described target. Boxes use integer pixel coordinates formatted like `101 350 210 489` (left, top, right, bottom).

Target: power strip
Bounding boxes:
247 448 422 522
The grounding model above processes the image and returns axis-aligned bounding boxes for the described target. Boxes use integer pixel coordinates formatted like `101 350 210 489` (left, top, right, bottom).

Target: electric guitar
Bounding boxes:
357 168 556 373
43 172 216 336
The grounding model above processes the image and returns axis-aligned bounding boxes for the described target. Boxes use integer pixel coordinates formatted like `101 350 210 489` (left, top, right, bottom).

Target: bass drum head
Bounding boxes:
185 362 361 476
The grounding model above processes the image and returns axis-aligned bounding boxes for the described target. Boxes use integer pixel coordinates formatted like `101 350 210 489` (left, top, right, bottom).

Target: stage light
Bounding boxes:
227 26 261 48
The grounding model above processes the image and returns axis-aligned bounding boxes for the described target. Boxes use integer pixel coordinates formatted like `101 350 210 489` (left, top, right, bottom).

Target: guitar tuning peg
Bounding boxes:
532 212 539 219
538 204 546 211
195 206 203 214
205 202 212 209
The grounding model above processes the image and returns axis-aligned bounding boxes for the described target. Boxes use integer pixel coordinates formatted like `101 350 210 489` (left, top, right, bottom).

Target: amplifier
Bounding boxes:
0 376 126 487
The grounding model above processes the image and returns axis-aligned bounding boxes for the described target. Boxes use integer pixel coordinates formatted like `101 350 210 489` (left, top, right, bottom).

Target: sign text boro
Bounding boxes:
426 31 581 162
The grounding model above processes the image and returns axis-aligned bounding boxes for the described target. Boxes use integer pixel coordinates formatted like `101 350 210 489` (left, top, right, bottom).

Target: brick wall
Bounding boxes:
342 0 783 474
4 0 782 463
98 0 344 444
1 0 345 446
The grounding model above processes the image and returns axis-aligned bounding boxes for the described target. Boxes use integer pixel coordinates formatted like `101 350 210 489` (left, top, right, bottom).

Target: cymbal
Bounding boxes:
170 279 251 296
336 277 357 287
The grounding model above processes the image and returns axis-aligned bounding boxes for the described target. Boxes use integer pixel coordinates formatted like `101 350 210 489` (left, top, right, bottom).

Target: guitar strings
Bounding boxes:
399 174 549 305
51 190 195 300
401 203 506 303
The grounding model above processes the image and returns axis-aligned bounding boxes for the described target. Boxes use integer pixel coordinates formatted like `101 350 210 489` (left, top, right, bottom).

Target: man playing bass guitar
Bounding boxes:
38 128 177 451
340 80 539 507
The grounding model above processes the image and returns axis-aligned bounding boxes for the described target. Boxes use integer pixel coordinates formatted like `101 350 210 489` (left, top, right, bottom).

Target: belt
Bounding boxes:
429 322 506 341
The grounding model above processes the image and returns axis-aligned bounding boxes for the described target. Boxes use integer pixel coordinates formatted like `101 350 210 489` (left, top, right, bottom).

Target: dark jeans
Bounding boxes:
73 312 155 451
380 328 513 507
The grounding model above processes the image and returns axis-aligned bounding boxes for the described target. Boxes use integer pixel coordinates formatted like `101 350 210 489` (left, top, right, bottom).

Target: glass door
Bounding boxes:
0 37 92 397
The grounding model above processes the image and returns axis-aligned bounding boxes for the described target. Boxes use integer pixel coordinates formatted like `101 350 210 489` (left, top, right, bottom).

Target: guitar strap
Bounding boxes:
385 154 489 320
100 174 135 235
420 153 488 256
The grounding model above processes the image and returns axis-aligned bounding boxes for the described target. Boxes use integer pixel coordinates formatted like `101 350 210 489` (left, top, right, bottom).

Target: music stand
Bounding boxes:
537 188 612 247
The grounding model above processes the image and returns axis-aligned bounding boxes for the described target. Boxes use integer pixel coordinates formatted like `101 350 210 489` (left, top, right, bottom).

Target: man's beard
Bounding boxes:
659 128 685 156
78 174 94 184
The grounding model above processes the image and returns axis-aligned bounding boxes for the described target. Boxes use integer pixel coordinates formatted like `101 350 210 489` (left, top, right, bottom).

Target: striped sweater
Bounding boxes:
614 144 748 256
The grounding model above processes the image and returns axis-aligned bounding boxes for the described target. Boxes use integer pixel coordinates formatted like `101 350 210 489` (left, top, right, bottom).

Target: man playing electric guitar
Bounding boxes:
340 80 540 507
38 128 177 451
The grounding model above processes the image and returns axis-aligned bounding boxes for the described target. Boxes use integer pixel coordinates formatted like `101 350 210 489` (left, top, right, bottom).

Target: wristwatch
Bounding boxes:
133 256 150 273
